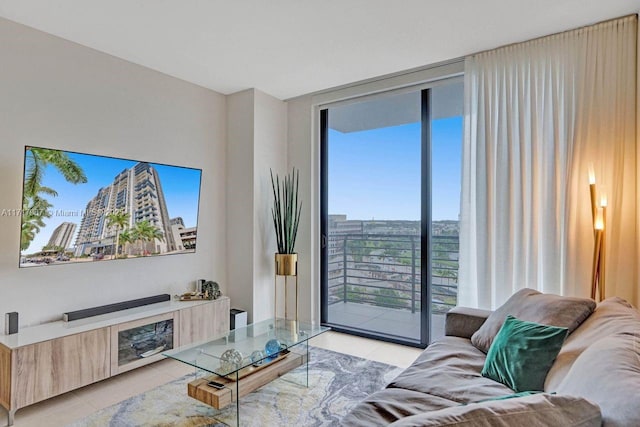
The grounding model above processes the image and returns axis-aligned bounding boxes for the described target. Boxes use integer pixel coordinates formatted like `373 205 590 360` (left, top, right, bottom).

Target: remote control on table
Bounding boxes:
207 380 225 389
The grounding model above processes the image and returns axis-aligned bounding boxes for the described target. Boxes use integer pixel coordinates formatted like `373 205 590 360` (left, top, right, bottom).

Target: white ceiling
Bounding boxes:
0 1 638 99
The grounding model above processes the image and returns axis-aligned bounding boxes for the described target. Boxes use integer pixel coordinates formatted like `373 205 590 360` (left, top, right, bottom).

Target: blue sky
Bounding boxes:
22 149 201 254
328 116 462 221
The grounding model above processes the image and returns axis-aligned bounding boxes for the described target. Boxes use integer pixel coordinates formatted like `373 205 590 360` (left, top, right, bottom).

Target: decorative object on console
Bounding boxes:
202 281 221 300
270 168 302 321
176 292 206 301
588 164 607 301
176 280 221 301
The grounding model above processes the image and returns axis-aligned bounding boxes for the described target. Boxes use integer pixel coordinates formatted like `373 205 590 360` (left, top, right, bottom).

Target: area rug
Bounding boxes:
68 347 403 427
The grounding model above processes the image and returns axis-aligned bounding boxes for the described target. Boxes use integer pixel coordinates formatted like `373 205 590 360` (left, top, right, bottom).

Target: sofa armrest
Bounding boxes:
445 307 492 338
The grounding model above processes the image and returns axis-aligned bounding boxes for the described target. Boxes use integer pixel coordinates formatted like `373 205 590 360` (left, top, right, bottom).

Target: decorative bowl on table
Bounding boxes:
220 349 243 373
264 339 281 359
250 350 265 366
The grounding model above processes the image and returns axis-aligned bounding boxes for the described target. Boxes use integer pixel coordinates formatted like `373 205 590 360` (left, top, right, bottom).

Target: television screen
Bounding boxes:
19 146 202 268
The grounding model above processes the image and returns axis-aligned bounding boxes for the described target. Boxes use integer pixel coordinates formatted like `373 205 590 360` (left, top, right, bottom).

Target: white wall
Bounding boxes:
253 90 287 322
226 89 287 323
287 96 318 323
226 90 255 319
0 18 228 331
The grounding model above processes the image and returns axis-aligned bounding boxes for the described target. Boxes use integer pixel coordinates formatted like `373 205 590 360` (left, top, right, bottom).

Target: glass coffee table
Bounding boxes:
164 318 330 426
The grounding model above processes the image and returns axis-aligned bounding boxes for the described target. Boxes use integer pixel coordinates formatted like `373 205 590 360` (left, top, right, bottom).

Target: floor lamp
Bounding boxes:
589 166 606 301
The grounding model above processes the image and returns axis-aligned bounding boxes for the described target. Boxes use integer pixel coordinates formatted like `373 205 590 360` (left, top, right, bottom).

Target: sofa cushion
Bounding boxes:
340 387 458 427
545 297 640 390
386 393 601 427
481 316 568 392
471 288 595 353
389 337 513 403
556 332 640 427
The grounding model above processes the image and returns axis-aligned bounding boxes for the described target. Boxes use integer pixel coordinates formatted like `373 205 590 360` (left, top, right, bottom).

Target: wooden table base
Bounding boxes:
187 351 306 410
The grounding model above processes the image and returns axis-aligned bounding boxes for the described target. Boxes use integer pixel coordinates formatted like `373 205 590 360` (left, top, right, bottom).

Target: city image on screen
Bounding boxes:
19 146 202 268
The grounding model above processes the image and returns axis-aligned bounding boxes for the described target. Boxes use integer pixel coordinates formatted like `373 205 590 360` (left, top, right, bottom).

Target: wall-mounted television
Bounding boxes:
19 146 202 268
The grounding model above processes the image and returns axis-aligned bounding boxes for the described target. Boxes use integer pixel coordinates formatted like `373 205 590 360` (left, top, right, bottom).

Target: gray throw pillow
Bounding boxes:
557 332 640 427
471 288 595 353
388 393 601 426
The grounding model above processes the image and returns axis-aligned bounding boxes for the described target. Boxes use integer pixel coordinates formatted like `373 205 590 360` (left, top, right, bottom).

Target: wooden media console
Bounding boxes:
0 297 230 426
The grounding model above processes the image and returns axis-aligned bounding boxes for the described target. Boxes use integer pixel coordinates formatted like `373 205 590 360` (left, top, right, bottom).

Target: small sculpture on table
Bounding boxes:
202 281 222 300
175 280 222 301
220 348 243 373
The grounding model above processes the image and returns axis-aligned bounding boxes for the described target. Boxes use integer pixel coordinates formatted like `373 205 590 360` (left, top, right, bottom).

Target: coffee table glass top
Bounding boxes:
164 318 329 377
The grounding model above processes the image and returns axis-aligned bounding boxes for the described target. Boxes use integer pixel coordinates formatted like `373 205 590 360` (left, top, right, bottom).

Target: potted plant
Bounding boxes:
270 168 302 276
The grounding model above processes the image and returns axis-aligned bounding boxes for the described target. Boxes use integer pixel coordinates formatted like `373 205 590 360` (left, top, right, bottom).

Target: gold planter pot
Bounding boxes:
275 253 297 276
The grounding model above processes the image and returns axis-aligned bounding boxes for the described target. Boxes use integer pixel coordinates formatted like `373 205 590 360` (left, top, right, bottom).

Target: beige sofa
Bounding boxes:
341 295 640 426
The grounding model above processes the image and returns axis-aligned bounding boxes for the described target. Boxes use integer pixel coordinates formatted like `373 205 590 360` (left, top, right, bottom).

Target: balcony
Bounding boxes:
327 233 458 343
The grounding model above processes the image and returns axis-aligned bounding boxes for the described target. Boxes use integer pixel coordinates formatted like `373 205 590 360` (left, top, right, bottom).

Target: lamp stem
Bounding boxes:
599 207 606 301
589 183 597 235
590 230 602 300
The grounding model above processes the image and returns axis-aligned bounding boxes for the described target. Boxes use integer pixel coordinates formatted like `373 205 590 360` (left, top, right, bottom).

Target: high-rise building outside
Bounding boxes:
74 162 177 256
328 215 364 255
170 217 185 227
47 222 76 250
170 218 197 252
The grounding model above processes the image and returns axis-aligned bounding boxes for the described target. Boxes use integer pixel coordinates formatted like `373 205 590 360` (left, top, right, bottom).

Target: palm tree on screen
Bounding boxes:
20 195 53 251
118 229 134 258
106 211 130 258
132 220 164 256
21 147 87 251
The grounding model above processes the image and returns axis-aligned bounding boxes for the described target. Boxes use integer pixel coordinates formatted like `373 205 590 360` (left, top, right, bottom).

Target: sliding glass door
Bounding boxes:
320 79 463 347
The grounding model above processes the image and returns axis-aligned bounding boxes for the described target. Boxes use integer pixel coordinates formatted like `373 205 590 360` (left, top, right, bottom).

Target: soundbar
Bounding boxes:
63 294 171 322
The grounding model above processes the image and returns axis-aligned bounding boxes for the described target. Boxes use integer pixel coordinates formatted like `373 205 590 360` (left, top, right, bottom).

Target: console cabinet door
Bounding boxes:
13 328 110 408
0 344 12 411
110 312 177 376
179 299 230 346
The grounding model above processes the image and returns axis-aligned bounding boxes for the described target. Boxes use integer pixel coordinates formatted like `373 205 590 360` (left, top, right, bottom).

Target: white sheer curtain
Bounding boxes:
459 16 637 309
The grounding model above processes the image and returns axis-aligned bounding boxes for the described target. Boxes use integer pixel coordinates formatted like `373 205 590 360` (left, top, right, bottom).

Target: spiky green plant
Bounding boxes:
270 168 302 254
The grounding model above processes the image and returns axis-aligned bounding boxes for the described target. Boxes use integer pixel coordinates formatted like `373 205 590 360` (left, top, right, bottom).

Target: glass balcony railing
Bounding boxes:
327 234 458 315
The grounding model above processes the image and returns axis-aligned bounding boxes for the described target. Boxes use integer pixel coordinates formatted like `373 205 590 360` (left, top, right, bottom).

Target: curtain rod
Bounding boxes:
288 13 636 101
470 13 637 58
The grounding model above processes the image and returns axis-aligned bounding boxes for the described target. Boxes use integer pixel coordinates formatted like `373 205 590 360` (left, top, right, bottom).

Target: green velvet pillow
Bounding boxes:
481 315 568 392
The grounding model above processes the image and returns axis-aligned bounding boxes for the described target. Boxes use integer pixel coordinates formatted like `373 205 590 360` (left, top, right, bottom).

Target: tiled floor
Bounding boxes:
328 301 447 342
2 331 423 427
